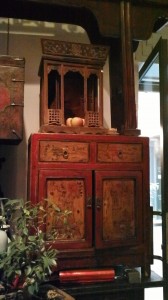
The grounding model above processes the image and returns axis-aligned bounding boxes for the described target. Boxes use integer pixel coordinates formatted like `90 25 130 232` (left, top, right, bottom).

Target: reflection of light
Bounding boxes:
0 18 85 36
62 24 85 33
141 63 159 83
138 91 160 137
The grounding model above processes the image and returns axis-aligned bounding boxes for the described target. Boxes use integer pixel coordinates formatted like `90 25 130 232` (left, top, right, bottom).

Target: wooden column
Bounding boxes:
120 1 140 135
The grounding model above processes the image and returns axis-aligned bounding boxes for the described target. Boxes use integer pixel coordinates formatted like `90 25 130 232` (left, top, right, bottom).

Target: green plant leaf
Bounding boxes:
15 270 21 276
0 198 71 293
25 266 32 276
28 235 36 241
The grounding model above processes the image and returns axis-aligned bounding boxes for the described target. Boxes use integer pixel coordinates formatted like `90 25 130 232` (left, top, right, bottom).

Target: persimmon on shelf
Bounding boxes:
66 117 85 127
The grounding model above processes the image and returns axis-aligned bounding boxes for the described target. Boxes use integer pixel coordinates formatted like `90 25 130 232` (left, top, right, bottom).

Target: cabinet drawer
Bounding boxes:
39 140 89 162
97 143 142 163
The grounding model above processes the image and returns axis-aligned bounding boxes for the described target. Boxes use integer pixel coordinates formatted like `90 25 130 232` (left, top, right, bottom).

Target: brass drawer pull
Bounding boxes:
87 197 92 208
96 198 101 209
63 148 69 159
118 150 123 159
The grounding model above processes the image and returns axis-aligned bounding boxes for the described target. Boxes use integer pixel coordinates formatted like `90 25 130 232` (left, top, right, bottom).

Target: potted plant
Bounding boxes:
0 199 74 300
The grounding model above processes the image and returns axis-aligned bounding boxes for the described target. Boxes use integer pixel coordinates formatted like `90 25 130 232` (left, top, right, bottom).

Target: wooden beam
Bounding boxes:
0 0 168 41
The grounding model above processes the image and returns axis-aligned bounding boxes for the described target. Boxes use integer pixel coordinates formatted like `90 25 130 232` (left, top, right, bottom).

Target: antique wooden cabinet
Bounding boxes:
38 39 109 134
0 56 25 143
28 132 151 275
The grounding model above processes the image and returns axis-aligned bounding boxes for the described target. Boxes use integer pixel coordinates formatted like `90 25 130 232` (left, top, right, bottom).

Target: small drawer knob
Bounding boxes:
118 150 123 158
63 149 69 159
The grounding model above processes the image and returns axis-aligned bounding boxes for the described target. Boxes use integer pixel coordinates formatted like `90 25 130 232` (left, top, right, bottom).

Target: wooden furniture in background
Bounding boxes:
28 133 151 276
0 56 25 143
1 1 168 135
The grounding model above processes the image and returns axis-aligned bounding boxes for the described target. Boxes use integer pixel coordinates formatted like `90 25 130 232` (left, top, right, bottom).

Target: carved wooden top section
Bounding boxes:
41 39 109 65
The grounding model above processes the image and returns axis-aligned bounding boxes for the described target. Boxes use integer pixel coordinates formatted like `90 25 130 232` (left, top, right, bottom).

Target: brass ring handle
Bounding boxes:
118 150 123 159
96 198 101 209
63 149 69 159
87 197 92 208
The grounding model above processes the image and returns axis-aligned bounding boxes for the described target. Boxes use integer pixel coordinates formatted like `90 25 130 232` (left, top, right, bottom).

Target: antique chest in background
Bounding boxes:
28 133 152 276
0 55 25 143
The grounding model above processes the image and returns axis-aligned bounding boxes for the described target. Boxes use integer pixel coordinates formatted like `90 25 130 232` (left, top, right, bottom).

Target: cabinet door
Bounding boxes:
38 169 93 250
95 170 143 248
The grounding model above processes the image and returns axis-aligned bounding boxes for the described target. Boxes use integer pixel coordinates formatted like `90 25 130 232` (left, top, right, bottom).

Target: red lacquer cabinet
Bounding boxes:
28 133 151 274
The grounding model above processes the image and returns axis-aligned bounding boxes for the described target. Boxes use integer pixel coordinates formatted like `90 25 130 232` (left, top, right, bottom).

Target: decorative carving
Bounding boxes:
41 39 109 65
39 39 110 132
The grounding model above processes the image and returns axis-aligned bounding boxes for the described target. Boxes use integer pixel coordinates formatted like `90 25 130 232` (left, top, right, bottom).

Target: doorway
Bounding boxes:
138 38 168 300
